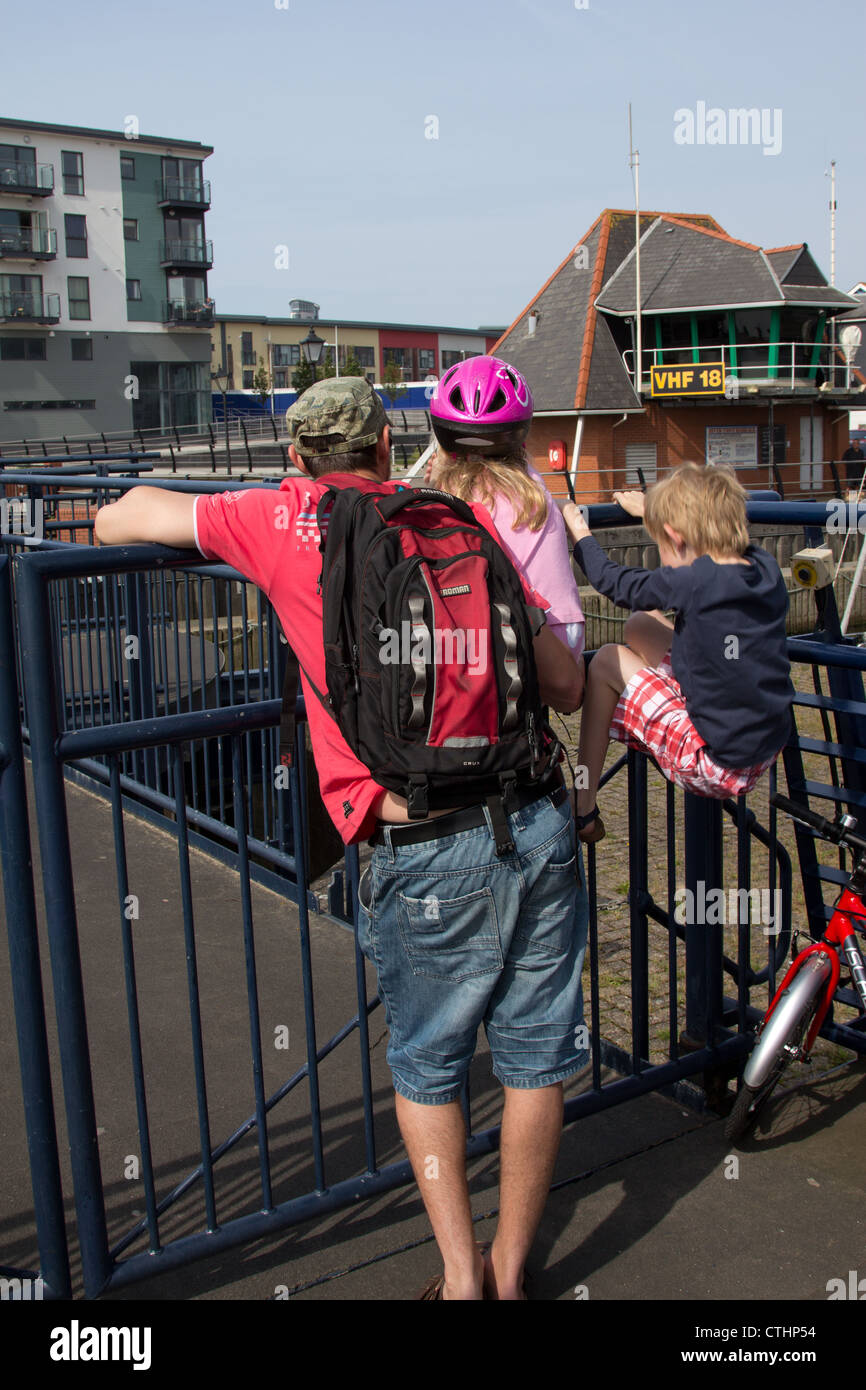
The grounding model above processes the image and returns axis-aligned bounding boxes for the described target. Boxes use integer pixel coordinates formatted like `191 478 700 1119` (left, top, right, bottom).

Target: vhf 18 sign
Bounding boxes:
650 362 725 397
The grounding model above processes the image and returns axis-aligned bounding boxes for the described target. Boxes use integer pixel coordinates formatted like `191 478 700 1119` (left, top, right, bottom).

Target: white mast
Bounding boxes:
629 104 642 394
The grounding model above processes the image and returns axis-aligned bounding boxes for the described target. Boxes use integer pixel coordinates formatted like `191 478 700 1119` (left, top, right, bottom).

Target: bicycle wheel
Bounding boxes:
725 954 830 1144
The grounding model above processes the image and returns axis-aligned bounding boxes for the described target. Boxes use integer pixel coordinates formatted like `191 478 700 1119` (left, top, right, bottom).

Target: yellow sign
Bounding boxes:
650 362 725 397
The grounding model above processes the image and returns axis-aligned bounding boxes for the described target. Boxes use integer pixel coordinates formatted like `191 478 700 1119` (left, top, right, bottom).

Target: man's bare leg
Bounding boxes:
483 1082 564 1300
395 1092 484 1299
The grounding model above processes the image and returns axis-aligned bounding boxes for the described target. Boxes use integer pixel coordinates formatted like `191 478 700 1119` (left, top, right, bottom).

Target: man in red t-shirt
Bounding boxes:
95 377 588 1301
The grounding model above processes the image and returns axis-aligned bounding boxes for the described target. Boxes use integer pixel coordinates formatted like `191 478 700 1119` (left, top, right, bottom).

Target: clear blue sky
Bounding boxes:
4 0 864 327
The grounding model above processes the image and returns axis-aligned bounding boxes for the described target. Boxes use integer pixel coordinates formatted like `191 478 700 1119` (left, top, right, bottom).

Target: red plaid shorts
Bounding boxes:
609 656 776 798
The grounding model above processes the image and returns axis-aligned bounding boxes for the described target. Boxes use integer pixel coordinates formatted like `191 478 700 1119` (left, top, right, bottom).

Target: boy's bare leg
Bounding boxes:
484 1082 564 1300
395 1093 484 1299
576 642 646 822
623 610 675 669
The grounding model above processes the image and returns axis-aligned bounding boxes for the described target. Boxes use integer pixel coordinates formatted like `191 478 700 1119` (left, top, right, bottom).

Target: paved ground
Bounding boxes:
2 768 864 1315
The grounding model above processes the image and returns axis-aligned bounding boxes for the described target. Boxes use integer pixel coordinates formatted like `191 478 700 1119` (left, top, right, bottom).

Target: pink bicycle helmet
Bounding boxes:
430 355 533 453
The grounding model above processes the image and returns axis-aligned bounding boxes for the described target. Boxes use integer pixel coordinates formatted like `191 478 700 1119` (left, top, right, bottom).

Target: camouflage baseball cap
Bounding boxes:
285 377 389 456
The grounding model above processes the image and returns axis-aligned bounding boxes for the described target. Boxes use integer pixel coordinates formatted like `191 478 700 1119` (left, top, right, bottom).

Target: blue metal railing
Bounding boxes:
1 485 865 1299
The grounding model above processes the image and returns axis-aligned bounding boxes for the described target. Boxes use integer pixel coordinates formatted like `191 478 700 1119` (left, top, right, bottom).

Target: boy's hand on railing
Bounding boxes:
612 490 645 518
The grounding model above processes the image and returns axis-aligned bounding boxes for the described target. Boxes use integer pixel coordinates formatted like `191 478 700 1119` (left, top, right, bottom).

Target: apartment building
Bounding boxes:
0 117 213 442
213 305 501 391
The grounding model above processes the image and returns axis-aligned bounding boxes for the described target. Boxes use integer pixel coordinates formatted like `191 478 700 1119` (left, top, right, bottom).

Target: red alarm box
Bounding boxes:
548 439 567 472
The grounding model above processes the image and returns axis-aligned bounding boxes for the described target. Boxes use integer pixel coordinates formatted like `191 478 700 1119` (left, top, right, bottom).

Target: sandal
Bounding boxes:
575 805 606 844
417 1242 491 1301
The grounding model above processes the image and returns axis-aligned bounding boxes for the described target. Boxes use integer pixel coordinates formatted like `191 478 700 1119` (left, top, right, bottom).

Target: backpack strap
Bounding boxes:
374 487 477 526
278 642 330 768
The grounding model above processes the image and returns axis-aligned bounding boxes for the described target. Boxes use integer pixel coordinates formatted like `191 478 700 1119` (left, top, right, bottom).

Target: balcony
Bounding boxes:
0 161 55 196
162 300 215 328
159 239 213 269
0 291 61 323
623 341 864 396
0 227 57 260
156 178 211 210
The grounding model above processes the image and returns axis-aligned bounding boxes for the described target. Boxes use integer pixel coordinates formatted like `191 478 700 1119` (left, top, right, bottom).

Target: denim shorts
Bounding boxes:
356 791 588 1105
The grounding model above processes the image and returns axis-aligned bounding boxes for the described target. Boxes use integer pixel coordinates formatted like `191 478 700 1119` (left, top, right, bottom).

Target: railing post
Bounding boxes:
681 792 725 1082
14 552 112 1296
627 749 650 1069
0 558 71 1298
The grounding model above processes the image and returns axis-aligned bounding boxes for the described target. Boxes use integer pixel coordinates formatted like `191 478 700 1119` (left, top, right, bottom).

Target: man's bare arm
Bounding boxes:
533 624 584 713
93 487 199 548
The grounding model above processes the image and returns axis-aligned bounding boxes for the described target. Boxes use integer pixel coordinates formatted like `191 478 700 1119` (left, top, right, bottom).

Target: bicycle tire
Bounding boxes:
725 956 829 1144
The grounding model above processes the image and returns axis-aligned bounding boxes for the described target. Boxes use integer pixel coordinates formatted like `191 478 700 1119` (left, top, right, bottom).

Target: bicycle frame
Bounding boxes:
762 886 866 1057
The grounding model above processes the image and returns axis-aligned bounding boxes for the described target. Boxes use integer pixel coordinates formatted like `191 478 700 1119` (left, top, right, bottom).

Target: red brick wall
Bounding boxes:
524 404 852 504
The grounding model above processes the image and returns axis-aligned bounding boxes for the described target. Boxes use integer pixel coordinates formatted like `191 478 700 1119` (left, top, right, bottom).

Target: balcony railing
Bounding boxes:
156 178 211 209
159 239 213 268
0 161 55 195
162 300 215 327
0 227 57 259
624 341 863 394
0 291 61 323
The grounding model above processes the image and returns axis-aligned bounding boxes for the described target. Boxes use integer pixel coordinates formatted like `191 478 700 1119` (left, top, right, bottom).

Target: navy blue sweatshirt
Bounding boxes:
574 537 794 767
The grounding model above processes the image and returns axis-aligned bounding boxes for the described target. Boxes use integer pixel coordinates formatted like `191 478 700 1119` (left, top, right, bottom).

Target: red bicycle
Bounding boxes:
725 792 866 1142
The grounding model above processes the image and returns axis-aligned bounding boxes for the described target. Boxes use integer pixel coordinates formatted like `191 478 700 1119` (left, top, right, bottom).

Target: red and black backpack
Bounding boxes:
280 483 559 849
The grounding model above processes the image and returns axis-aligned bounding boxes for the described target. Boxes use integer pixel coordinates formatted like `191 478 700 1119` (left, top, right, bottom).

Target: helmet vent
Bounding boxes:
488 387 507 413
449 383 467 413
473 385 482 414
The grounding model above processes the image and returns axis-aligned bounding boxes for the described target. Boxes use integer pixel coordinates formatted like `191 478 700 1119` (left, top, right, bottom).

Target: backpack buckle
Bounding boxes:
407 777 429 820
486 791 515 858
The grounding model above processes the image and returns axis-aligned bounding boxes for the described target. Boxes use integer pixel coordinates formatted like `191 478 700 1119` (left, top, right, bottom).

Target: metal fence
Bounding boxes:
1 491 865 1300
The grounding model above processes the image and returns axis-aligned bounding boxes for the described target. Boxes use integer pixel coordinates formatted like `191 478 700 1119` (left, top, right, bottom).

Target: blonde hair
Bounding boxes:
432 443 548 530
644 462 750 556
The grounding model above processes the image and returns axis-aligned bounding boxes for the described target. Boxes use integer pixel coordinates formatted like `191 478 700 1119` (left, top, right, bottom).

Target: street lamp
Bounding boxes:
300 327 326 385
211 364 231 469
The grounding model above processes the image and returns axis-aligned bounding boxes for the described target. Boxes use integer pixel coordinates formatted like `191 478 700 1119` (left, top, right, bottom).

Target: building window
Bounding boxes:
120 155 135 180
61 151 84 196
242 370 254 389
418 348 435 372
273 369 288 388
126 279 142 301
64 214 88 258
624 443 658 488
123 218 139 241
1 337 46 360
441 349 467 370
67 276 91 320
241 331 255 366
71 338 92 361
272 343 300 366
347 345 375 369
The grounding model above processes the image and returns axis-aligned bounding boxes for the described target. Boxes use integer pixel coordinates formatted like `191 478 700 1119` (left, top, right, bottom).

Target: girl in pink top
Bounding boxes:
427 356 585 702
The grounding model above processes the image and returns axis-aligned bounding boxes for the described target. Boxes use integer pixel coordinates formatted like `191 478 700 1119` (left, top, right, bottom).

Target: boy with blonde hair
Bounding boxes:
561 463 794 842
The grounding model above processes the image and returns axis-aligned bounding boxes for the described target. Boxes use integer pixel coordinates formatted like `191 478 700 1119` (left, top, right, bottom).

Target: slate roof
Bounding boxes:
492 208 721 412
490 208 861 414
780 284 860 305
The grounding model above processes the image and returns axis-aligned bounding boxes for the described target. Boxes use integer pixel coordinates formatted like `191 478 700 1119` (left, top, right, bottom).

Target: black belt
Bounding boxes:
369 770 567 849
